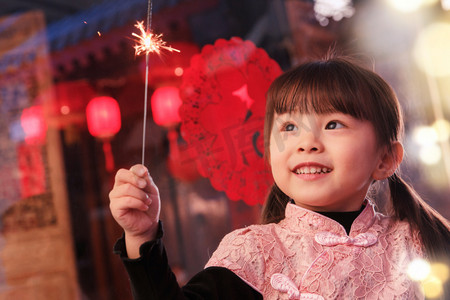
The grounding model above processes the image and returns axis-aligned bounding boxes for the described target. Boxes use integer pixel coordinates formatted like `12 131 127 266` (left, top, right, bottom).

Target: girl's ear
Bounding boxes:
372 142 404 180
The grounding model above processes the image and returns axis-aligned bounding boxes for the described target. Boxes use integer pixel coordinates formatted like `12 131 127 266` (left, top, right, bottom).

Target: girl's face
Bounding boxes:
269 111 385 212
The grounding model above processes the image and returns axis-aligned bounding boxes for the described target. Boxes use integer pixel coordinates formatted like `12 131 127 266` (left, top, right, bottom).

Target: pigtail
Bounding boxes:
388 173 450 261
261 184 290 224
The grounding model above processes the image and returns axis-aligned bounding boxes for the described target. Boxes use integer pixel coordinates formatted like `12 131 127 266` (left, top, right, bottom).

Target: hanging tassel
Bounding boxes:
102 139 115 172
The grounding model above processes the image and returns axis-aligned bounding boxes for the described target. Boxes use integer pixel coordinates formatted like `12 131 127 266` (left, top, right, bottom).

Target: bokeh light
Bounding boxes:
386 0 424 12
442 0 450 10
407 258 432 281
419 144 442 165
422 275 443 298
407 260 449 299
386 0 438 12
314 0 355 26
174 67 184 77
431 263 450 282
432 119 450 142
413 126 439 146
60 105 70 115
413 22 450 77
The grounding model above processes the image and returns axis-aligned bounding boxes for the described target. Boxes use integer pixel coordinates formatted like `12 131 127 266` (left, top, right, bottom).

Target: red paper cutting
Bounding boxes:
179 37 282 205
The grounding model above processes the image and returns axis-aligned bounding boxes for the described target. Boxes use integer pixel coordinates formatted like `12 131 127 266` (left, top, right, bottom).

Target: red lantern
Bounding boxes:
21 105 47 145
151 86 182 127
19 105 47 197
86 96 121 171
86 96 121 138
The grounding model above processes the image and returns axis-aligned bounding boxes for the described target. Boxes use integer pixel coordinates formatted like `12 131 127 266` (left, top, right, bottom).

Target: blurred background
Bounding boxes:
0 0 449 299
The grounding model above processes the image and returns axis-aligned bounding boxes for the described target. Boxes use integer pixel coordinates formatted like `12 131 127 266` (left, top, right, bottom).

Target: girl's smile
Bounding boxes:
269 111 385 212
292 162 332 180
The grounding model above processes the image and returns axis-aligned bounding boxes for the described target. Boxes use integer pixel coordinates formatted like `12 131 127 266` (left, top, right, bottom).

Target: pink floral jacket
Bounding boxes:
205 202 424 299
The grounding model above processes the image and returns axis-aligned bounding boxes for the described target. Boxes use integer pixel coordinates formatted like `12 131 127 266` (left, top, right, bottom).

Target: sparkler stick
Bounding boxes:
141 44 149 166
132 0 179 166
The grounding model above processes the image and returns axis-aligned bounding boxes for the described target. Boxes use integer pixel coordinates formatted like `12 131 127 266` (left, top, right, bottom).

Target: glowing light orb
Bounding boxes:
443 0 450 10
419 144 442 165
314 0 355 26
413 126 439 146
174 67 184 77
431 263 450 282
413 22 450 77
423 275 444 298
432 119 450 142
386 0 423 12
407 258 431 281
60 105 70 115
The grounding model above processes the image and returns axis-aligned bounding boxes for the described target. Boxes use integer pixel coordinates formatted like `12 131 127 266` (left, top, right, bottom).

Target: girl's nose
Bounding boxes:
297 131 323 153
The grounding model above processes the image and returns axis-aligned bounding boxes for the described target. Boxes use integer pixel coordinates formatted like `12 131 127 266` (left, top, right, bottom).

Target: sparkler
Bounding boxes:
132 21 180 56
132 0 179 166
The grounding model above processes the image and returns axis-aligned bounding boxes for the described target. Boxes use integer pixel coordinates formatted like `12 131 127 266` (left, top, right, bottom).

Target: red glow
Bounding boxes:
178 37 282 205
166 130 200 182
20 105 47 145
18 143 46 198
151 86 182 127
86 96 121 138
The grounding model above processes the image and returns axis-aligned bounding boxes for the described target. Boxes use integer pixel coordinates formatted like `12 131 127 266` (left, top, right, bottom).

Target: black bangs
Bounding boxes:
265 57 402 150
270 60 370 120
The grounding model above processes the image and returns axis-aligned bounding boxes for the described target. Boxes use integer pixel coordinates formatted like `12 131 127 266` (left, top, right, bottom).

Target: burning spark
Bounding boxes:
132 21 180 56
97 31 102 36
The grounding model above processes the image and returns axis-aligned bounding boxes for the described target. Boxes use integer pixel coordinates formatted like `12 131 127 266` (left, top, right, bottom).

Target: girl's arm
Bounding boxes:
113 229 263 300
110 165 262 299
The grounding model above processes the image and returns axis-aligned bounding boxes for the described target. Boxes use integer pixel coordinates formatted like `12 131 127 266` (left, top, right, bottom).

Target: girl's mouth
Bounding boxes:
294 166 332 175
292 162 333 175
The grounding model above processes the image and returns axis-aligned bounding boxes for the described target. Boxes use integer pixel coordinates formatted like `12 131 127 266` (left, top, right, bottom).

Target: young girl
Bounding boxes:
109 56 450 299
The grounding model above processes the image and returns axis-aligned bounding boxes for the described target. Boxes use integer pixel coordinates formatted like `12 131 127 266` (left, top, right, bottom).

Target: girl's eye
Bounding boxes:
325 121 344 130
283 123 298 132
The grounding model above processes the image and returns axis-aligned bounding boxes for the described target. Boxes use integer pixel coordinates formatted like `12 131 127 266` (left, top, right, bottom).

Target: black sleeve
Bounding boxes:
113 222 262 300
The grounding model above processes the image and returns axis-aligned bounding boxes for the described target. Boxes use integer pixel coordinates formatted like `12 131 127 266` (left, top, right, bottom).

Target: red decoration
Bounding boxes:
166 130 200 182
19 105 47 197
151 86 182 127
86 96 121 171
20 105 47 145
179 37 282 205
17 143 46 198
86 96 121 138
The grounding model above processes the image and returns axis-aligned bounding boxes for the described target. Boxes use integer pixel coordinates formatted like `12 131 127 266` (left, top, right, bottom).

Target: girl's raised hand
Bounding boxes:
109 164 160 258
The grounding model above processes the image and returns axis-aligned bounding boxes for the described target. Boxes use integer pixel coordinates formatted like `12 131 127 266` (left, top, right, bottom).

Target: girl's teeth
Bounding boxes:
295 167 331 174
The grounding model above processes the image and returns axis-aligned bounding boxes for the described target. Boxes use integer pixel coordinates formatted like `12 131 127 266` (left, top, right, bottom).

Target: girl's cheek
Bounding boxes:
270 133 294 155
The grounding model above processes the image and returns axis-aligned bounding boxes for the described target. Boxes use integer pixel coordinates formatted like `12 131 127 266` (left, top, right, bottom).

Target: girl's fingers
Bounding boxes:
129 164 159 197
114 165 148 189
111 164 159 204
130 164 148 177
110 183 151 205
111 196 149 212
144 172 160 197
